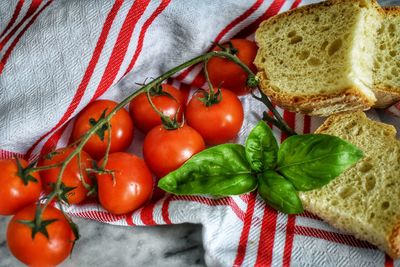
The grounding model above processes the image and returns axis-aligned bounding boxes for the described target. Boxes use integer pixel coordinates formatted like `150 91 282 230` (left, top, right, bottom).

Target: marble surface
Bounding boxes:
1 0 400 266
0 216 205 267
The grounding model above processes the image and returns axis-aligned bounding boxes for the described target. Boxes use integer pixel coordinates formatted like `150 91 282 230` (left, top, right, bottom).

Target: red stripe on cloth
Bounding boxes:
227 198 246 221
215 0 263 43
36 123 69 158
175 195 245 221
233 192 257 266
385 255 394 267
72 210 126 223
175 0 262 82
235 0 285 39
123 0 171 76
0 0 42 51
161 195 173 224
125 211 136 226
290 0 302 9
303 115 311 134
90 0 151 101
24 0 124 159
295 226 376 249
239 194 251 203
299 211 321 221
0 0 50 74
281 110 296 141
280 110 297 266
0 149 24 160
179 83 191 105
254 206 278 266
282 215 296 267
0 0 25 38
140 203 156 225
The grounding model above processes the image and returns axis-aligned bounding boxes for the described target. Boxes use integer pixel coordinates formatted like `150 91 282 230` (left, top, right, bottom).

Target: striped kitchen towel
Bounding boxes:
0 0 399 266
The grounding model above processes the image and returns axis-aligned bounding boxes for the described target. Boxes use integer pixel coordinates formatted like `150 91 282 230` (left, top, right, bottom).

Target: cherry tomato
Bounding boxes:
0 158 41 215
7 204 74 266
96 152 153 215
39 147 93 204
207 39 258 95
186 88 244 145
72 100 134 159
143 125 205 178
129 84 184 133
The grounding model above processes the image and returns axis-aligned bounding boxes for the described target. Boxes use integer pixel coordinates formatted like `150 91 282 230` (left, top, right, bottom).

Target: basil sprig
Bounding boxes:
158 144 257 196
158 121 364 214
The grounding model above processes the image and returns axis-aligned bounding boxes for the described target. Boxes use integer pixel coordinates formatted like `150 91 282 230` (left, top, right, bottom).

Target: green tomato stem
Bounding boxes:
26 49 295 230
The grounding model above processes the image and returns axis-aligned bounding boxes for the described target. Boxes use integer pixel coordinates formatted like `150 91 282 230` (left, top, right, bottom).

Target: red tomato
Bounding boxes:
207 39 258 95
143 125 205 178
129 84 184 133
39 147 93 204
7 204 74 266
0 158 41 215
72 100 134 159
96 152 153 215
186 88 244 145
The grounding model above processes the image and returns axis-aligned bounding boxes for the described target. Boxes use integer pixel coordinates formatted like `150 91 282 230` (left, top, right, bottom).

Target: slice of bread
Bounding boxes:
299 112 400 258
254 0 382 116
373 7 400 108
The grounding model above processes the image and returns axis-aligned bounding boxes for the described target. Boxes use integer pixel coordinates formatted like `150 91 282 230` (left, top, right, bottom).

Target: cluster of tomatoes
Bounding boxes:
0 39 257 266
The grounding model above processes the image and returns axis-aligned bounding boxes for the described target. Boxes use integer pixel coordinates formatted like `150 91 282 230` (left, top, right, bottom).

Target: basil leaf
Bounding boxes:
158 144 257 196
245 121 279 172
258 171 303 214
277 134 364 191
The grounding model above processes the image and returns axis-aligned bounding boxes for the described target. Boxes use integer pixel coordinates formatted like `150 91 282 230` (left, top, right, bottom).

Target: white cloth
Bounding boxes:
1 1 399 266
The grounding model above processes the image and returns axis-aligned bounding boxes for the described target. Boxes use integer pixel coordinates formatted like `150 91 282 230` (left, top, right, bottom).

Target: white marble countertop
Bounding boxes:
1 0 399 266
0 216 205 267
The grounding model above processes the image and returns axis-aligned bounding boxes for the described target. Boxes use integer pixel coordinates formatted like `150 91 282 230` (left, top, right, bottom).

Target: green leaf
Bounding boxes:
277 134 364 191
89 108 108 141
245 121 278 172
158 144 257 196
258 171 303 214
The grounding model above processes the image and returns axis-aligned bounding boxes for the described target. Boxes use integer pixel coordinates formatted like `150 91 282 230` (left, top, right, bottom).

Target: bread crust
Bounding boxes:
372 6 400 108
372 86 400 108
311 111 399 259
384 6 400 14
256 0 382 31
255 0 382 116
257 72 374 116
389 219 400 258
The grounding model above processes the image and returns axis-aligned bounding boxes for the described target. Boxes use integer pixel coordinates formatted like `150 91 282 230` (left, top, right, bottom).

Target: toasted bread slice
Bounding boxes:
299 112 400 258
373 7 400 108
254 0 382 116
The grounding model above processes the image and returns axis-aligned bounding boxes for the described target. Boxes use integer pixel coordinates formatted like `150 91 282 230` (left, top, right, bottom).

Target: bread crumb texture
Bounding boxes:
373 7 400 107
300 112 400 258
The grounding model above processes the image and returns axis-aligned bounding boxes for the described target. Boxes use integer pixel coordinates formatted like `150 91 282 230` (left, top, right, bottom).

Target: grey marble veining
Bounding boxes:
0 216 205 267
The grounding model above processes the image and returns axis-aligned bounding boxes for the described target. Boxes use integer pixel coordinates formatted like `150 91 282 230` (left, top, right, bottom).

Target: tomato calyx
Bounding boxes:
246 74 259 89
89 108 109 141
214 41 238 56
15 158 38 186
18 206 59 239
197 87 222 107
50 182 77 205
160 111 181 130
87 161 116 185
145 86 182 131
149 83 175 99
